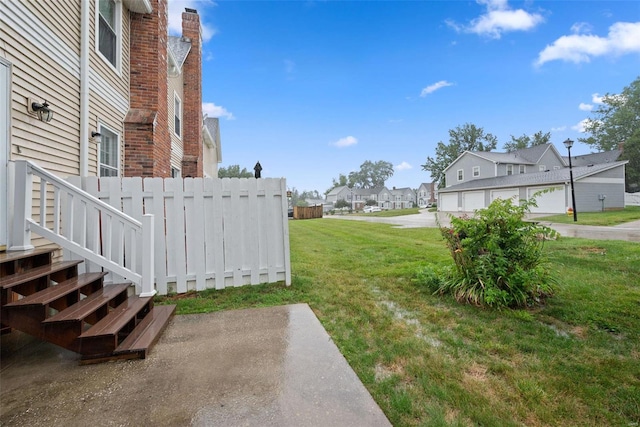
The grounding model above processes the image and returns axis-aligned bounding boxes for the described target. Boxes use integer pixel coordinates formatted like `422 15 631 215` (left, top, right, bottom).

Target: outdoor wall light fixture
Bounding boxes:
563 138 577 222
91 131 102 143
29 100 54 123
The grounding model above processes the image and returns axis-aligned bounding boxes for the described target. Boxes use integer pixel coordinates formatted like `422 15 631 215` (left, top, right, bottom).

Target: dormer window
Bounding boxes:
457 169 464 181
473 166 480 177
519 165 526 174
506 164 513 175
539 165 546 172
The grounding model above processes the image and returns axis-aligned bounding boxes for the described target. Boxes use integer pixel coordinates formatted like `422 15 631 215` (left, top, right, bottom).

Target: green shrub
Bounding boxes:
434 197 557 309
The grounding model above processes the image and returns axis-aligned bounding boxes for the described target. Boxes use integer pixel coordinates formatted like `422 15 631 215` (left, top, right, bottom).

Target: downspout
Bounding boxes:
80 0 90 176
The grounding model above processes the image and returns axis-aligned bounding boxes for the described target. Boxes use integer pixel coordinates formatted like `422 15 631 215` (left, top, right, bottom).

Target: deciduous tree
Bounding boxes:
217 164 253 178
422 123 498 188
503 131 551 152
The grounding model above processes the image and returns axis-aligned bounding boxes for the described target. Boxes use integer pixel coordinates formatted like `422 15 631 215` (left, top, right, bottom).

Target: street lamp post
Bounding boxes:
563 138 578 222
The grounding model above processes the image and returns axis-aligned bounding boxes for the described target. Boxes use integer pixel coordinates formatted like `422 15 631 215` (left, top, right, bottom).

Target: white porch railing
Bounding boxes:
9 160 155 297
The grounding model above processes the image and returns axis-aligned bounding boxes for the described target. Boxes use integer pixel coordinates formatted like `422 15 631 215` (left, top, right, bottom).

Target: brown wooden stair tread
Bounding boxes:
4 272 107 306
43 283 130 323
0 260 82 289
115 305 176 355
79 296 152 338
0 247 55 264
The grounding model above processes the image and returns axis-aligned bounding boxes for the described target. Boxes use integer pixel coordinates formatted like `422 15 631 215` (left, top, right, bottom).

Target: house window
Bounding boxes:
473 166 480 177
506 164 513 175
457 169 464 181
539 165 546 172
97 0 120 70
174 94 182 138
99 125 119 177
171 167 181 178
519 165 526 174
553 166 561 170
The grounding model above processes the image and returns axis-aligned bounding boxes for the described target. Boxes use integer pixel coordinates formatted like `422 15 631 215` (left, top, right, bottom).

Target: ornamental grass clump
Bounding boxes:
430 197 557 308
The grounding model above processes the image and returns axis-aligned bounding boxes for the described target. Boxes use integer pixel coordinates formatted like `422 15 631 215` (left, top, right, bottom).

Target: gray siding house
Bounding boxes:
438 144 627 214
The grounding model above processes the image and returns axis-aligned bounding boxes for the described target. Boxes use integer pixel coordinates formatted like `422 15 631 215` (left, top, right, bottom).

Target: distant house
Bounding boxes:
438 144 627 213
417 182 437 207
325 185 414 210
203 117 222 178
389 187 416 209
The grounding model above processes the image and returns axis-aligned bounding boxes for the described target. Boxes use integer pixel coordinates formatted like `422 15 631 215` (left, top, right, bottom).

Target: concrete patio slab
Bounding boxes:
1 304 390 427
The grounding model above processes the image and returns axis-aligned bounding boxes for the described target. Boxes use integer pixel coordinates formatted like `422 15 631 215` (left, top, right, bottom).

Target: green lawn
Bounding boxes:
157 219 640 426
536 205 640 226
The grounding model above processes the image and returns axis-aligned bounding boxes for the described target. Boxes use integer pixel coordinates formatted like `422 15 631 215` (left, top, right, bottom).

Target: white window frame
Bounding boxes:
506 164 513 175
174 92 182 138
553 165 561 170
457 169 464 181
95 0 122 74
539 165 546 172
473 166 480 177
519 165 526 174
98 124 120 177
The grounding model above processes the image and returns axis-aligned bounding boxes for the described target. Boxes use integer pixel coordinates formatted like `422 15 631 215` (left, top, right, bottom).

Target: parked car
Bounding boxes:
363 205 382 213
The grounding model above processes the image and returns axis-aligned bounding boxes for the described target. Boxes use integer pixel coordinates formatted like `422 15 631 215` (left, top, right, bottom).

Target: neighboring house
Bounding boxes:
417 182 437 206
0 0 219 250
438 144 627 213
389 187 415 209
325 185 413 210
203 117 222 178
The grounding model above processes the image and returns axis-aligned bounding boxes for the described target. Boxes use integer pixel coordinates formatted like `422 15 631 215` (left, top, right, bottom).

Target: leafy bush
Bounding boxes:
433 197 557 308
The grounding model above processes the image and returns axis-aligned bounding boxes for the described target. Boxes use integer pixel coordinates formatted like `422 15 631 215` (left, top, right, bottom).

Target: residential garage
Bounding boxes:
439 193 458 211
462 191 484 211
490 189 520 205
527 186 565 213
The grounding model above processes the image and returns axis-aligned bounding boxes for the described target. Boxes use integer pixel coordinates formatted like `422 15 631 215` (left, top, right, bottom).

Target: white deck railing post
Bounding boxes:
139 214 156 297
10 160 34 250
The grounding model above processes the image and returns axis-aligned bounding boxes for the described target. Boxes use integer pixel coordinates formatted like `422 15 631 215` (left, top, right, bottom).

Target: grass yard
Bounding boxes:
536 205 640 226
158 219 640 426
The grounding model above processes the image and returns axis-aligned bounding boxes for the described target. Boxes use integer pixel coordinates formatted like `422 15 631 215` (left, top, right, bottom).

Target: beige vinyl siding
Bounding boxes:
90 0 130 176
1 2 81 177
168 74 184 170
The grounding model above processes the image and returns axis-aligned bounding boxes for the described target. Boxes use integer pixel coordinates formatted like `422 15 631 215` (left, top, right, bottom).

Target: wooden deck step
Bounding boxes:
43 283 130 324
78 296 152 357
4 272 107 307
0 260 82 290
91 304 176 362
0 247 55 265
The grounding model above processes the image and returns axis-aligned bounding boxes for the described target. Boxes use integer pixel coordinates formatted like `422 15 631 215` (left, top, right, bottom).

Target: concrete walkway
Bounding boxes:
325 210 640 242
1 304 391 427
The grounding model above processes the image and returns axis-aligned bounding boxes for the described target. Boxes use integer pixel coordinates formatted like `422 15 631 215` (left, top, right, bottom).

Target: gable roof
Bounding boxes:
326 185 349 196
168 36 191 71
568 149 622 166
443 144 564 173
439 161 628 193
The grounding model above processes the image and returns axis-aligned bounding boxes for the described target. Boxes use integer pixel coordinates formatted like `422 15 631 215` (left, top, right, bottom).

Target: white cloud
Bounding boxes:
592 93 604 104
420 80 454 97
579 103 593 111
395 161 412 171
448 0 544 39
168 0 218 42
570 22 593 35
551 126 567 132
202 102 235 120
332 136 358 148
535 21 640 66
571 119 589 133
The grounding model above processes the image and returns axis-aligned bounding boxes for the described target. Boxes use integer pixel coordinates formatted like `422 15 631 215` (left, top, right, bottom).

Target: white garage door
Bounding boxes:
462 191 485 211
439 193 458 212
491 189 520 205
527 186 565 213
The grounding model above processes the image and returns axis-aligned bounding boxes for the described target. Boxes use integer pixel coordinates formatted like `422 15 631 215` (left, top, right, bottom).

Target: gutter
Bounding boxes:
80 0 89 176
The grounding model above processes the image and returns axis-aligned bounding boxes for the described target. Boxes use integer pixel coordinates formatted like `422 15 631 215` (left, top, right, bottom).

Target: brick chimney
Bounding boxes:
180 8 203 177
124 0 171 177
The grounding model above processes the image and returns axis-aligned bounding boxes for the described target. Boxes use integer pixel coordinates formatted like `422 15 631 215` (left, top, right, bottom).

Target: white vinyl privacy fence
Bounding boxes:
625 192 640 206
66 176 291 295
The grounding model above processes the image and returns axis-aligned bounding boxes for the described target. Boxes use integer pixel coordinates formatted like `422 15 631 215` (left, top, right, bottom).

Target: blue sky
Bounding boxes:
168 0 640 194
